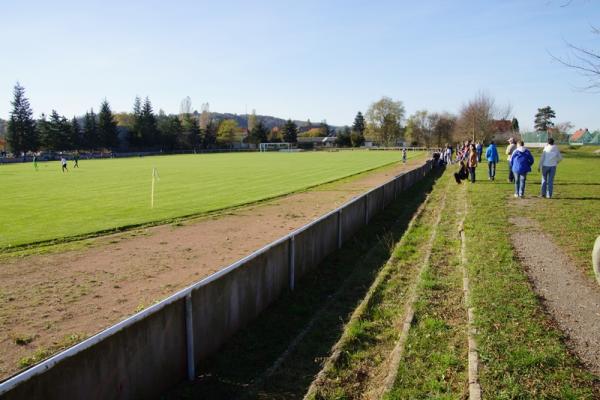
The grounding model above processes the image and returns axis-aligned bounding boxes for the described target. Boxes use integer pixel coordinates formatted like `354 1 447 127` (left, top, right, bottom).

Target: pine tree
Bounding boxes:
534 106 556 132
7 82 37 153
130 96 143 147
511 117 519 133
70 117 82 149
40 110 71 151
36 114 50 150
351 111 366 147
352 111 366 135
83 109 98 150
203 120 217 149
182 114 201 149
140 97 158 148
282 119 298 143
98 100 119 149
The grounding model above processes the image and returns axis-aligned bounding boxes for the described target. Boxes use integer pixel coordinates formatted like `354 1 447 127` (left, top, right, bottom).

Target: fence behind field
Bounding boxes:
0 160 434 400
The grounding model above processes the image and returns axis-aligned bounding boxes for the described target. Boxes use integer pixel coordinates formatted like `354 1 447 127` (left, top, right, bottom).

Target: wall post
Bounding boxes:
185 293 195 381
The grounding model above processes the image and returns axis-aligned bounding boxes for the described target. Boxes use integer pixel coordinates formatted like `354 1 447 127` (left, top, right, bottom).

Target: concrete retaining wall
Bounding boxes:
0 161 433 400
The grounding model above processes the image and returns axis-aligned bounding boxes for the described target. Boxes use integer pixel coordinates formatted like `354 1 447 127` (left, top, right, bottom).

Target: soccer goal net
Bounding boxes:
259 142 292 152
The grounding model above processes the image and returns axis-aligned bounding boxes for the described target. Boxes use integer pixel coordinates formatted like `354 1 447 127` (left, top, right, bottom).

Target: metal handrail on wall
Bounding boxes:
0 160 433 398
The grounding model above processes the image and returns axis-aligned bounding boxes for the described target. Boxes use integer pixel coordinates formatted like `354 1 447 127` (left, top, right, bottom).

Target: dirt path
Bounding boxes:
0 158 424 381
509 214 600 375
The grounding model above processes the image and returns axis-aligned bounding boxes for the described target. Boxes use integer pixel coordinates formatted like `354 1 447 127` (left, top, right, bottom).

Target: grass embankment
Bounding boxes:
387 175 468 399
306 167 446 399
303 154 598 398
163 168 441 400
465 161 599 398
0 151 422 249
519 145 600 280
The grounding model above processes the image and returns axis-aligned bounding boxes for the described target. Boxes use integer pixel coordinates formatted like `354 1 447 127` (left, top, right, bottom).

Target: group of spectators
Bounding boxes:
447 137 563 198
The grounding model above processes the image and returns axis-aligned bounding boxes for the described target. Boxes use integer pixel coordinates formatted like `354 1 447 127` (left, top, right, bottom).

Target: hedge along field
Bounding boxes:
0 150 422 249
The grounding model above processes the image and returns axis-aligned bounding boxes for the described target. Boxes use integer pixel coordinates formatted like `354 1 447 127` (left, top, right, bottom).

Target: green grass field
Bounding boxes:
0 150 421 250
522 145 600 280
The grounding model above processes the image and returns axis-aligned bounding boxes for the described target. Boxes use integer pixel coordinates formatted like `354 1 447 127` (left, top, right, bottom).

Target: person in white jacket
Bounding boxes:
538 138 562 198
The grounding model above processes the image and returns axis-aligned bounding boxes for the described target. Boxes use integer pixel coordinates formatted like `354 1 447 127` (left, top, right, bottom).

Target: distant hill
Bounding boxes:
207 112 339 131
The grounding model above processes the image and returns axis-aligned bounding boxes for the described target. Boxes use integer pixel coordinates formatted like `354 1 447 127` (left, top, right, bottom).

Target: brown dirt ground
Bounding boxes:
0 158 425 381
509 213 600 375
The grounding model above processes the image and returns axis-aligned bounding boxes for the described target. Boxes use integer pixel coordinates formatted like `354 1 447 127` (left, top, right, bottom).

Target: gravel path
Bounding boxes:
510 215 600 375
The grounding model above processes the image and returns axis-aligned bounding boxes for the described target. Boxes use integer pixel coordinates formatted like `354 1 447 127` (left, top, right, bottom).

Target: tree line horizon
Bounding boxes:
4 83 564 155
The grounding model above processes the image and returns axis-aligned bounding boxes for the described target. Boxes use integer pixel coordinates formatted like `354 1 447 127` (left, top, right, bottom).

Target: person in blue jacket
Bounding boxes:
475 141 483 162
509 140 534 198
485 140 499 181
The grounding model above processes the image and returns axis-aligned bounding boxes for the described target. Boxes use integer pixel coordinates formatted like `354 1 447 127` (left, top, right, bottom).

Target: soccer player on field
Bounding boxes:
61 156 68 172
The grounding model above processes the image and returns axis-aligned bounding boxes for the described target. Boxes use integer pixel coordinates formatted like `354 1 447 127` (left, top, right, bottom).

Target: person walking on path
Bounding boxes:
468 143 478 183
506 137 517 183
485 140 499 180
61 156 68 173
510 140 534 198
475 141 483 162
538 138 562 198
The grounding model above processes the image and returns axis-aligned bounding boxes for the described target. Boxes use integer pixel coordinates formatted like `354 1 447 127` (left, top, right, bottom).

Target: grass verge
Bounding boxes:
386 174 467 399
465 174 599 398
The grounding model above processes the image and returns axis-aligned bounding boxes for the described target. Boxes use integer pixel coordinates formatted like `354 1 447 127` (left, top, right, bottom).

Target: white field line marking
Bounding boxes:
459 188 482 400
376 186 449 399
302 187 436 400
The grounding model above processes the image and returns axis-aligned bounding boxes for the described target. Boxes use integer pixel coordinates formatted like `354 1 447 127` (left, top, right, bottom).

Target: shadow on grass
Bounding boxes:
552 197 600 201
161 168 444 400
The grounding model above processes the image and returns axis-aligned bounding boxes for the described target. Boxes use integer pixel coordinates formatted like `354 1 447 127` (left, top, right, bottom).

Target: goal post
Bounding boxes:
259 142 292 152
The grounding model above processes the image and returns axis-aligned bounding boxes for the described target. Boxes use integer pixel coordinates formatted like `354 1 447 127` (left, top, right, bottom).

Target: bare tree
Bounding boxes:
199 102 211 130
454 92 510 143
554 121 574 142
549 0 600 90
179 96 192 116
248 109 257 132
552 27 600 90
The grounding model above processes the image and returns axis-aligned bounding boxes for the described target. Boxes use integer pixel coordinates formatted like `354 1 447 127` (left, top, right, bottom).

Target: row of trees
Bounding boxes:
7 84 121 154
5 83 330 154
353 94 514 147
10 82 569 154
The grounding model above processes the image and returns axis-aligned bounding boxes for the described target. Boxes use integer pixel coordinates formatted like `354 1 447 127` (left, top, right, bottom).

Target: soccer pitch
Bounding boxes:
0 150 422 249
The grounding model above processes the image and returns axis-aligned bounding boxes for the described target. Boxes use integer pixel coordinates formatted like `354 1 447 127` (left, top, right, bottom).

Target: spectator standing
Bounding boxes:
510 140 534 198
468 143 478 182
485 141 499 180
475 141 483 162
538 138 562 198
505 137 517 183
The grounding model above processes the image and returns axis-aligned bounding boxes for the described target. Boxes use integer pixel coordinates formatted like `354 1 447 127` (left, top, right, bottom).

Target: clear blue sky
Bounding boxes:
1 0 599 131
